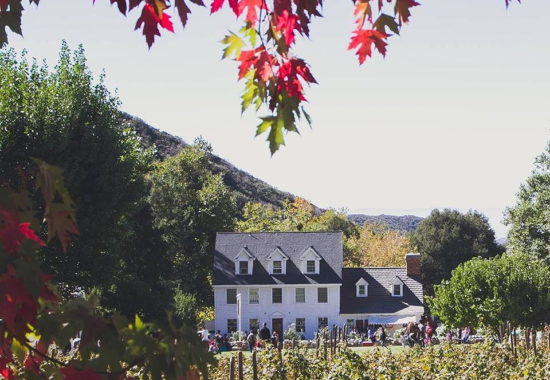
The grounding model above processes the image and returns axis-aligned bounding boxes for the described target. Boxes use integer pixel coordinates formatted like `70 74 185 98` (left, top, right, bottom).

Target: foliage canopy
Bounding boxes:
411 209 503 295
505 141 550 264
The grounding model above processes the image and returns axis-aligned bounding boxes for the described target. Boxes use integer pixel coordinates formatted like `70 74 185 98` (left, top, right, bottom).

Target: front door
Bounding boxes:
272 318 283 341
356 319 364 333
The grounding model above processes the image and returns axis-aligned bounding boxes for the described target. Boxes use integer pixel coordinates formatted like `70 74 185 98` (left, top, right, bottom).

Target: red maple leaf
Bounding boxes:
237 49 259 79
275 58 315 103
275 10 302 46
0 266 38 337
60 367 104 380
175 0 191 27
348 29 387 64
0 209 44 254
210 0 239 15
255 49 275 81
237 48 275 82
238 0 266 25
129 0 142 11
0 367 15 380
395 0 419 24
135 3 174 47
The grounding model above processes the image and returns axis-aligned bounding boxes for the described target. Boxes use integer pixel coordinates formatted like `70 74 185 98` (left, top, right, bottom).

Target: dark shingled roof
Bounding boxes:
340 268 423 314
213 232 343 285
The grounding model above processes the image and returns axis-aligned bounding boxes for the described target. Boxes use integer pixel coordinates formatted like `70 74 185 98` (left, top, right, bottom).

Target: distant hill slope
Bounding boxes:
348 214 423 232
122 113 424 231
121 113 296 209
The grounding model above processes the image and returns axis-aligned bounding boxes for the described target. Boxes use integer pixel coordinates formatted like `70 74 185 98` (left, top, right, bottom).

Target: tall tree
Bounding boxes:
411 209 503 295
505 142 550 264
345 222 413 267
428 253 550 340
147 140 238 307
0 44 171 319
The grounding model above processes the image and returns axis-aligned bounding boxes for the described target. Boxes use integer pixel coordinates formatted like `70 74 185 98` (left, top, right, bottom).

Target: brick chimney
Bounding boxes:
405 253 421 277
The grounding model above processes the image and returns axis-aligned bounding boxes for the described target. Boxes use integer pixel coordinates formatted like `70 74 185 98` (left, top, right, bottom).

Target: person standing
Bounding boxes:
259 322 271 342
247 330 257 352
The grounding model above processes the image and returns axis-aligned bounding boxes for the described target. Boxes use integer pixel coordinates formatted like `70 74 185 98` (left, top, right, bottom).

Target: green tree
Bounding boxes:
0 44 171 319
147 140 238 307
428 253 550 340
505 142 550 264
411 209 503 295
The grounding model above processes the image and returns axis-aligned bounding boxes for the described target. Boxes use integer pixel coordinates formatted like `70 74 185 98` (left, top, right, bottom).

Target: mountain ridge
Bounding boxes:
122 113 423 232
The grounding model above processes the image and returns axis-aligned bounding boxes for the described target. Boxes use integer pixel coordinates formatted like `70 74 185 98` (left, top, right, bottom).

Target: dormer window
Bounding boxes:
268 247 289 275
300 247 322 274
356 278 368 297
273 260 282 274
239 261 249 275
392 277 404 297
234 247 254 275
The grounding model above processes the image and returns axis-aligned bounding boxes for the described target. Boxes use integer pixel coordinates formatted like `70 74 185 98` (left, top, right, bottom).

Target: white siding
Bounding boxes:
214 285 341 339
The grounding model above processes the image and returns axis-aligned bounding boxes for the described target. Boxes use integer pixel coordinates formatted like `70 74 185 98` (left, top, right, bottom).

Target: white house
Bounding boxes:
213 231 424 339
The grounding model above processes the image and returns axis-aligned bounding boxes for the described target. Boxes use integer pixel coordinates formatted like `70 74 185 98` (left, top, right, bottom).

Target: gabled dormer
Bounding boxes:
300 246 322 274
392 276 404 297
234 247 254 275
355 277 368 297
267 247 289 275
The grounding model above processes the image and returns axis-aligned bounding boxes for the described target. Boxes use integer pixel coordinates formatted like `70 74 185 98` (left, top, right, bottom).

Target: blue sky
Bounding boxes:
7 0 550 237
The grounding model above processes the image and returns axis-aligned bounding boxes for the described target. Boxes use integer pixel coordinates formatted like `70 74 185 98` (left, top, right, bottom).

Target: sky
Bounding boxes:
7 0 550 238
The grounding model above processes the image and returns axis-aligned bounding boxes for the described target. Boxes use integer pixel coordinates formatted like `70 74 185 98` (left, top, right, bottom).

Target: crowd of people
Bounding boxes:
199 323 283 354
197 315 475 353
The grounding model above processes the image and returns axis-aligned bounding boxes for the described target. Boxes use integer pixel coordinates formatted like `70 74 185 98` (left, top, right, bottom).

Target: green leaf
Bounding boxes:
240 25 258 46
241 72 259 113
256 116 274 137
268 116 285 155
11 338 27 362
374 13 400 35
221 32 245 59
134 314 145 331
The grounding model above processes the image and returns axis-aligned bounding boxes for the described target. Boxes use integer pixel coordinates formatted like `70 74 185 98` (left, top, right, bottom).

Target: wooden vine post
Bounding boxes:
238 351 244 380
229 356 235 380
252 350 259 380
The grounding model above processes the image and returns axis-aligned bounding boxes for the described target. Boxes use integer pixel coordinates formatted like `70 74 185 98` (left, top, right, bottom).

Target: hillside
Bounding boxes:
348 214 423 232
121 113 296 209
122 113 423 232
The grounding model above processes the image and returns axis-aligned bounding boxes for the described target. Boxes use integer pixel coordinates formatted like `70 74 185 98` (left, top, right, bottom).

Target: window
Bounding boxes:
356 278 368 297
318 317 328 329
249 319 259 332
317 287 328 303
306 260 316 273
393 284 402 297
227 319 237 333
226 289 237 304
295 288 305 303
296 318 306 333
272 288 282 304
272 260 282 274
239 261 249 275
346 319 354 328
249 288 259 304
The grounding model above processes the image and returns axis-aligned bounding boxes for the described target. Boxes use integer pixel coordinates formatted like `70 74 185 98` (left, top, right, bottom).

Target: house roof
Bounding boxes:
340 267 423 315
213 232 343 285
